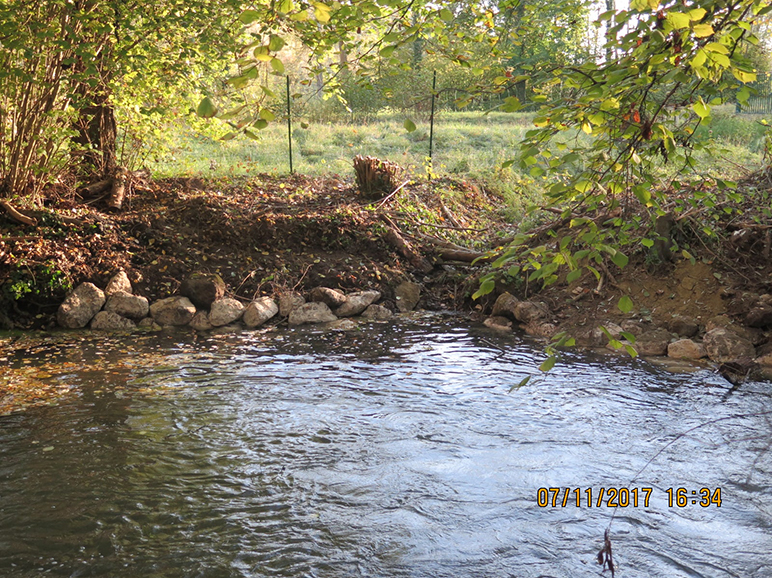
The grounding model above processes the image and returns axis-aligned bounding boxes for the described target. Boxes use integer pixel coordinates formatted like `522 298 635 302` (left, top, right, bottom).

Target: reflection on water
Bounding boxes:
0 317 770 578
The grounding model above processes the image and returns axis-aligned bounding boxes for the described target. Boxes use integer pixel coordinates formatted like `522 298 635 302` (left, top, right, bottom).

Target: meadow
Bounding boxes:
150 107 772 207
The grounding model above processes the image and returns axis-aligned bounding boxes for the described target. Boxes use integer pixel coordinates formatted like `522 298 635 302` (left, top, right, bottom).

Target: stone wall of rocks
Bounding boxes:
483 291 772 381
57 272 424 333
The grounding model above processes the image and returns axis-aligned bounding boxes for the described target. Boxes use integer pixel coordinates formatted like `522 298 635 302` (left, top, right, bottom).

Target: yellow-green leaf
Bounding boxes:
692 23 714 37
404 119 416 132
313 2 331 23
270 57 285 73
693 98 710 119
666 12 691 30
539 355 556 372
196 96 217 118
240 10 261 24
279 0 294 14
269 35 286 52
439 8 453 22
618 295 634 313
259 108 276 121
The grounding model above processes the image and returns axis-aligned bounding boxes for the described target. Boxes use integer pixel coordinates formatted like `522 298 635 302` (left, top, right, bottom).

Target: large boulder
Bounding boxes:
308 287 347 308
667 315 700 338
491 292 519 320
180 273 226 309
668 339 706 360
209 298 245 327
706 314 764 345
57 282 106 329
635 328 671 356
703 328 755 363
394 281 421 312
514 301 550 324
150 296 196 326
243 297 279 328
105 270 132 296
335 290 382 317
279 292 305 317
104 291 149 319
288 302 337 325
90 311 136 331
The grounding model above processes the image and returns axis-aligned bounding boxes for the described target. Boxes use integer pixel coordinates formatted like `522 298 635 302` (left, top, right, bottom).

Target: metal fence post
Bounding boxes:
287 75 293 174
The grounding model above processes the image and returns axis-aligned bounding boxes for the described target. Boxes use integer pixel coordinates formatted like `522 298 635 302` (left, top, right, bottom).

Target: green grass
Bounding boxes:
150 111 536 179
149 108 770 229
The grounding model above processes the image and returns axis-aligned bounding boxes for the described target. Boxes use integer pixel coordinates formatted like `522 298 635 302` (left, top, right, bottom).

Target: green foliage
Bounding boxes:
3 262 71 304
483 0 769 294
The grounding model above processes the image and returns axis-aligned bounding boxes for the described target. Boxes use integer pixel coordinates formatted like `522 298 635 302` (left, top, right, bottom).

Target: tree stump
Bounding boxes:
353 155 402 199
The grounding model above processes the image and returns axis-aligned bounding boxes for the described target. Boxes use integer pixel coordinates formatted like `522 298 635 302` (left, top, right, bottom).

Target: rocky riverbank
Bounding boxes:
4 172 772 386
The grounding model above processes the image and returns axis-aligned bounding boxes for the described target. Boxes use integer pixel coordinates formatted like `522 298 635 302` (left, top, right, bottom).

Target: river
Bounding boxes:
0 316 770 577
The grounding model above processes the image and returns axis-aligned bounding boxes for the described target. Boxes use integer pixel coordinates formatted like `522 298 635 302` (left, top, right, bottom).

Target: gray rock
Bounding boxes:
189 311 213 331
484 316 513 332
90 311 136 331
394 281 421 312
279 292 305 317
150 296 196 326
703 327 756 363
620 320 645 336
591 322 624 347
491 292 519 320
706 314 764 345
138 317 162 330
523 320 558 339
180 273 226 308
288 302 338 325
726 292 759 316
57 282 106 328
308 287 347 308
668 339 706 360
514 301 550 324
361 304 393 321
243 297 279 328
209 298 245 327
634 328 671 356
667 315 699 338
335 290 381 317
104 291 149 319
105 270 132 296
746 305 772 328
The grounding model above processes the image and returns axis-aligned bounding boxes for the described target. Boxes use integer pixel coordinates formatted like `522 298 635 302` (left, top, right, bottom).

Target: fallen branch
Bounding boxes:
374 180 410 208
107 167 129 211
78 178 113 197
0 200 37 226
379 214 433 273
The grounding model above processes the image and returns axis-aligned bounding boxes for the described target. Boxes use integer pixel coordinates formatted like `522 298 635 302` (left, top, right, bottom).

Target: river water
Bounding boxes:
0 316 770 578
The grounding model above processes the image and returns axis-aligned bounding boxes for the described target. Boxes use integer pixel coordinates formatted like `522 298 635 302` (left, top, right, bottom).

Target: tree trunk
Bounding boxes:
72 40 117 180
73 90 117 179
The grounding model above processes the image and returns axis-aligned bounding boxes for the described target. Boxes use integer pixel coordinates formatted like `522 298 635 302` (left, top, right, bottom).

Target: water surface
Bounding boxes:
0 318 770 577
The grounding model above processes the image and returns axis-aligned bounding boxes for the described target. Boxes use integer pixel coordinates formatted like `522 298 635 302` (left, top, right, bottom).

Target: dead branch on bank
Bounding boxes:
379 214 433 273
0 200 37 226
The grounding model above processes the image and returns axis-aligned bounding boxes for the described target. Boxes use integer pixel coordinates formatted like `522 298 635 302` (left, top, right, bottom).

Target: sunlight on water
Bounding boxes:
0 318 770 577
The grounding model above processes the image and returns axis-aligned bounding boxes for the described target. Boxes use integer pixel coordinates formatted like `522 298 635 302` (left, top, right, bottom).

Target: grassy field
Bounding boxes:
150 108 770 197
151 111 537 179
